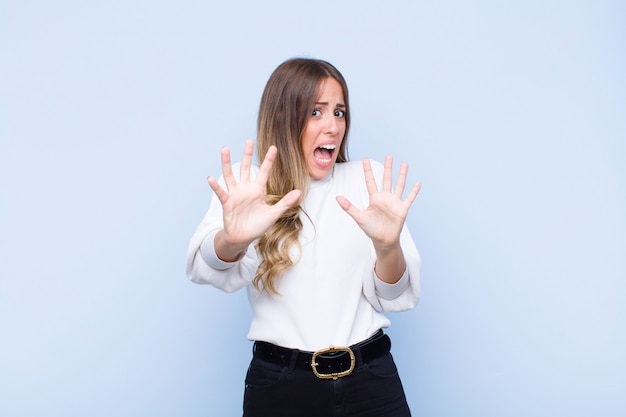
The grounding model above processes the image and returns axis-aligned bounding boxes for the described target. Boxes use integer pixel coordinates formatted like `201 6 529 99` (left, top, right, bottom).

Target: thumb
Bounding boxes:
274 189 303 211
337 196 366 229
336 195 353 213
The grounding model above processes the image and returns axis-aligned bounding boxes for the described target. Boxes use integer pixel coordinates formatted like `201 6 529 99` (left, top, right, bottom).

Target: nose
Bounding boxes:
325 114 339 136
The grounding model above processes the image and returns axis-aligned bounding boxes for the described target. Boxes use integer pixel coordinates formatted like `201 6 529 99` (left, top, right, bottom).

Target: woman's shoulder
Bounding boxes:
333 159 384 178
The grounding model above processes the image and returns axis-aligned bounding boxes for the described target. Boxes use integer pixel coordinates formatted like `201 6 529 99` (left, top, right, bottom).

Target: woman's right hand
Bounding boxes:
207 140 302 262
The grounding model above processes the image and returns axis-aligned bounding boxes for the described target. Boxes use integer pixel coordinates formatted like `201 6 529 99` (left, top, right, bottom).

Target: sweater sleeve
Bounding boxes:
185 164 258 293
362 224 421 312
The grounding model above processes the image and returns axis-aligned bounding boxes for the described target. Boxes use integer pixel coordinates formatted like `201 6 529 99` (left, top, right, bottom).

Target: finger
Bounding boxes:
336 195 352 212
336 196 362 223
362 158 379 195
239 140 254 184
207 176 229 204
220 146 236 191
256 145 277 185
403 181 422 209
394 162 409 198
383 155 393 192
272 189 302 213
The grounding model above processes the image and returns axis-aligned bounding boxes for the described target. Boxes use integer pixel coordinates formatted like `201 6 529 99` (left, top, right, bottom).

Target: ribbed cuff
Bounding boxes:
200 229 238 271
374 268 410 300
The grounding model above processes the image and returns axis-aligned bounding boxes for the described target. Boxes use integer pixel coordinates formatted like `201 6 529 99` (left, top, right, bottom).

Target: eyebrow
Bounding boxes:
314 101 346 108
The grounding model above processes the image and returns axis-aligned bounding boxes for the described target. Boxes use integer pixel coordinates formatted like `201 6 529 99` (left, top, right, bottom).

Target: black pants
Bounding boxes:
243 337 411 417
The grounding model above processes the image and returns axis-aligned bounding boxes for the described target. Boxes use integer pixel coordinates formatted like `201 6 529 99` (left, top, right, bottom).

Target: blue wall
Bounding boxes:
1 1 624 416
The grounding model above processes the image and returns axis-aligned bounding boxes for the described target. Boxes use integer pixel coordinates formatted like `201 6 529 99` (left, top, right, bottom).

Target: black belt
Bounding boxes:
253 330 391 380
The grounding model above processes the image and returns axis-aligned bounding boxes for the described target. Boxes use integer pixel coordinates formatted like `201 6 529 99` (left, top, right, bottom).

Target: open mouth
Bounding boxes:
313 144 336 164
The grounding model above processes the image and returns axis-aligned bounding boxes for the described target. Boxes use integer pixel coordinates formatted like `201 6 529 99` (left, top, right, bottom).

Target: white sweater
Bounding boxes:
186 160 421 351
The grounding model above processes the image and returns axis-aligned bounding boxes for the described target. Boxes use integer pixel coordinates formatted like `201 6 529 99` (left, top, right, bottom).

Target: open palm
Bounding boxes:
336 156 421 250
208 140 302 249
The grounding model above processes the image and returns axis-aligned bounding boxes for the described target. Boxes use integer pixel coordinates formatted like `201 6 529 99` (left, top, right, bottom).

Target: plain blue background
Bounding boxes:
1 0 624 416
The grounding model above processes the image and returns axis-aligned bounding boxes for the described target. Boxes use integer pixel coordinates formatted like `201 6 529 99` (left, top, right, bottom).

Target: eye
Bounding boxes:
311 109 322 117
334 110 346 118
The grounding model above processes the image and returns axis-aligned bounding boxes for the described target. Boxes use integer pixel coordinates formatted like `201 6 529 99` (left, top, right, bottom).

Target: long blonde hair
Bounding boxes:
254 58 351 294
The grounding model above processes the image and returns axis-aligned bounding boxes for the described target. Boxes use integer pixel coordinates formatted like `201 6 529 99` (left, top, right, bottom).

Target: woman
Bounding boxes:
187 58 421 416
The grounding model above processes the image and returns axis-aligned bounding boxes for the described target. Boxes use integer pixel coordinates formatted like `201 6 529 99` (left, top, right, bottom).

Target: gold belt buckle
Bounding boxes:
311 346 355 380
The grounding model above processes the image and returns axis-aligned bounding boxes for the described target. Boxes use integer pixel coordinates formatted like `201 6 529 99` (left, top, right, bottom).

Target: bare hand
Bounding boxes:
336 156 421 251
208 140 302 260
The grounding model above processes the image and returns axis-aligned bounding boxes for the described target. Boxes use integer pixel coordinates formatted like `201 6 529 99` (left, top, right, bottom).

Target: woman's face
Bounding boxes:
301 77 347 180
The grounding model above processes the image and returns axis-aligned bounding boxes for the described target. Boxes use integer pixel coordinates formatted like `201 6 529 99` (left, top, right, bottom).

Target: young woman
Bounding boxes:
187 58 421 417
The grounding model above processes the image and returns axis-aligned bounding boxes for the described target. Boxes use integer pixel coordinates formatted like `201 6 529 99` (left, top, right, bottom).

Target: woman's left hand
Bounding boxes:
336 156 421 251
